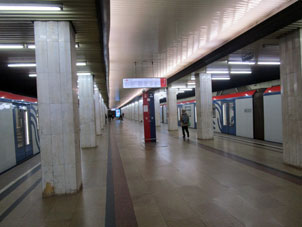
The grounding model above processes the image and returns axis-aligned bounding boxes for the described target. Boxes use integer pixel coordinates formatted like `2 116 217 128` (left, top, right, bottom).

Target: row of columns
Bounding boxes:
34 21 108 196
122 30 302 168
121 72 212 141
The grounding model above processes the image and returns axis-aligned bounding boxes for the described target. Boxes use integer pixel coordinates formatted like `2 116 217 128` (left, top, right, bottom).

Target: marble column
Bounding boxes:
78 74 97 148
280 29 302 168
167 87 178 131
195 72 214 140
34 21 82 196
154 93 161 127
94 87 101 135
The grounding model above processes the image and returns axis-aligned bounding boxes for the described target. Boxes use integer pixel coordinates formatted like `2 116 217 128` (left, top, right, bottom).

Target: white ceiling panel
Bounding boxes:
109 0 297 108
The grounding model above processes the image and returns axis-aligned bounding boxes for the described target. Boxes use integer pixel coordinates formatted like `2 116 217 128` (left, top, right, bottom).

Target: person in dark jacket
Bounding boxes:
180 109 190 139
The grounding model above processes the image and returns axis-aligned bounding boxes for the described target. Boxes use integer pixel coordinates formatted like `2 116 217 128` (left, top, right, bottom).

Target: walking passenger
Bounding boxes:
180 109 190 139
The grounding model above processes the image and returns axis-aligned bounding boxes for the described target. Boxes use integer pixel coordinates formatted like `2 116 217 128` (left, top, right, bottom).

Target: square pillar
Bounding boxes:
78 74 97 148
280 29 302 168
167 87 178 131
195 73 214 140
34 21 82 196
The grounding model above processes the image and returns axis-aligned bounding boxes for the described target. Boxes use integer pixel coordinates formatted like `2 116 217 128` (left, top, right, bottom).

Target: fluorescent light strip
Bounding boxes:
9 62 86 67
27 45 35 49
0 44 24 49
257 62 280 65
26 44 79 49
179 88 192 91
228 61 255 65
8 63 36 67
77 72 92 76
29 74 37 77
230 71 252 74
171 86 186 89
206 70 229 74
76 62 87 66
212 77 230 80
0 5 61 11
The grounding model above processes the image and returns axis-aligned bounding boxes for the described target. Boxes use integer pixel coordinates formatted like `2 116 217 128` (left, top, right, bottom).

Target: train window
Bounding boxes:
213 106 216 118
222 103 228 126
24 110 30 145
15 108 25 148
229 102 235 127
177 108 180 121
195 106 197 123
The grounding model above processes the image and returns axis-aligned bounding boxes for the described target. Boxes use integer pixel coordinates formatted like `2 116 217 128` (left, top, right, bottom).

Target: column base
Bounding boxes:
43 183 83 198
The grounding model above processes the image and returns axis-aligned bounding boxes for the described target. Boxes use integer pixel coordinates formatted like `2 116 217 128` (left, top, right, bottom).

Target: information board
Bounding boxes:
143 91 156 142
123 78 167 88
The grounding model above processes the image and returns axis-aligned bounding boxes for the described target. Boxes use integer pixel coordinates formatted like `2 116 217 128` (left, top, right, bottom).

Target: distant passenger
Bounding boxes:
180 109 190 139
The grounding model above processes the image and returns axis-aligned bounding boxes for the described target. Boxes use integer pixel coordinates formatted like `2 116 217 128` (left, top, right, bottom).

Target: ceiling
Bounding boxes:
109 0 297 108
171 17 302 88
0 0 109 104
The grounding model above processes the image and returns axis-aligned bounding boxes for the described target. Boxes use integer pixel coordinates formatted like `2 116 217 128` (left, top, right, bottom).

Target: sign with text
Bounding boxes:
123 78 167 88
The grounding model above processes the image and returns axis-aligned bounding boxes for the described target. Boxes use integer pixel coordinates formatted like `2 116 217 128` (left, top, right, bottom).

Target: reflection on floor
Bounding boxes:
0 119 301 227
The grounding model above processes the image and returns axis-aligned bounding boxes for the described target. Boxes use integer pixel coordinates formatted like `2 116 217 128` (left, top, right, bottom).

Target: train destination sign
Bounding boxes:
123 78 167 88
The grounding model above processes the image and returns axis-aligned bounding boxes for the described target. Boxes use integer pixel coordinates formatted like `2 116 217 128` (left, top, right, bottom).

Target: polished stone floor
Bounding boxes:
0 119 301 227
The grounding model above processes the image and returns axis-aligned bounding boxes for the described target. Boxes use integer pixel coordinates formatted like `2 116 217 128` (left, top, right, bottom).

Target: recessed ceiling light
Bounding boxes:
29 74 37 77
8 63 36 67
0 4 62 11
0 44 24 49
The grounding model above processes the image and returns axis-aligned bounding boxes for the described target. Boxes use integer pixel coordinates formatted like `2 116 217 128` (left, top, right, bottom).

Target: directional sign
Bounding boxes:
123 78 167 88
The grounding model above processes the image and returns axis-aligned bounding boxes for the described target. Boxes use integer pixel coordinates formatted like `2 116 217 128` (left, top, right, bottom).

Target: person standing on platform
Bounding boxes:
180 109 190 139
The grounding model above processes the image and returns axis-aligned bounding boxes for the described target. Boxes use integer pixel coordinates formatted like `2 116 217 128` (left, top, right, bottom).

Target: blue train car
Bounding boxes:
0 91 40 173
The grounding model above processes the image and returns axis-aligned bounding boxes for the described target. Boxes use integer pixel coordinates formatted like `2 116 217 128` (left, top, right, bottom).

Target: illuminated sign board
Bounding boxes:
123 78 167 88
116 109 121 118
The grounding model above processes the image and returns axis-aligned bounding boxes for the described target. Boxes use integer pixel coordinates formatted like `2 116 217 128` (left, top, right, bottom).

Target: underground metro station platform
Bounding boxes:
0 120 302 226
1 0 302 227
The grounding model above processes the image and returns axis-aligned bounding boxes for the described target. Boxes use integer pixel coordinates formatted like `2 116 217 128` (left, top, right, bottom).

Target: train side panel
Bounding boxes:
213 100 223 133
264 93 282 143
235 98 254 138
0 103 17 173
29 104 40 154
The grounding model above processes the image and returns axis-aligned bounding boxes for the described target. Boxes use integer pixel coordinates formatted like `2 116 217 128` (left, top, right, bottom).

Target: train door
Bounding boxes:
221 100 236 135
13 105 33 163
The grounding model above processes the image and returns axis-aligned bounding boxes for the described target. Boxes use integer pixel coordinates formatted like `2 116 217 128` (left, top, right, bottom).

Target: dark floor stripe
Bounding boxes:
165 131 302 185
110 124 138 227
0 177 41 222
105 126 116 227
0 164 41 201
196 142 302 185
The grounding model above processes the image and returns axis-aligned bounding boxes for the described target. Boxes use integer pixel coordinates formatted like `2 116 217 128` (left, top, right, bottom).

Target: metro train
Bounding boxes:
160 86 282 143
0 91 40 174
